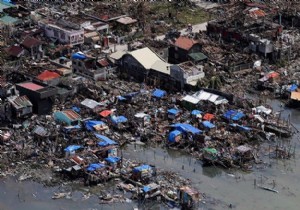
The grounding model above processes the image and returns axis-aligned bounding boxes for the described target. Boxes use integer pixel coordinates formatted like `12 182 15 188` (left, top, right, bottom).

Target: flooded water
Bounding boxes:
1 99 300 210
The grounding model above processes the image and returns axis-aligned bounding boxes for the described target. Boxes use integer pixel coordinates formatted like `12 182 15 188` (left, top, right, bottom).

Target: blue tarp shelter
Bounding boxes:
64 145 82 152
202 121 215 129
152 89 166 98
85 120 106 131
170 123 202 135
72 106 81 113
168 108 180 115
223 110 245 121
105 156 121 164
71 52 86 60
111 116 128 124
133 164 152 173
230 124 251 132
168 130 182 143
95 134 118 146
289 84 298 92
191 110 203 116
86 163 105 172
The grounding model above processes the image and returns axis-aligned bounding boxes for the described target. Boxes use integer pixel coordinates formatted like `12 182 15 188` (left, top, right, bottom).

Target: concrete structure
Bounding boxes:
38 19 84 46
16 82 57 115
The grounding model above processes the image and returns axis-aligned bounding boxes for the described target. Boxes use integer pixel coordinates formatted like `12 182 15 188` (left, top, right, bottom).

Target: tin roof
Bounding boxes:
18 82 44 91
7 95 32 109
116 16 137 25
37 70 61 81
62 110 81 121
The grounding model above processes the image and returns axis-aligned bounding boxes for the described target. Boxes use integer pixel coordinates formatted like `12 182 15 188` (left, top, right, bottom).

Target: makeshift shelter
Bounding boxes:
167 108 180 119
178 186 201 209
86 163 106 172
64 145 82 157
134 112 151 126
95 134 118 147
223 110 245 121
85 120 108 131
168 130 182 143
170 123 202 136
131 164 156 182
202 121 215 129
152 89 166 98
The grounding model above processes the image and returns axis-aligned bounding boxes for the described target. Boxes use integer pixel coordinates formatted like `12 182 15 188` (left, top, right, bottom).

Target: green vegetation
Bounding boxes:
149 2 211 28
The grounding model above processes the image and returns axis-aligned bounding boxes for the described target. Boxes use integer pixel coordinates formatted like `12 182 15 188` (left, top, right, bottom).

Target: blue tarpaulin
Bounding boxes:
171 123 202 135
152 89 166 98
202 121 215 129
86 163 105 172
72 52 86 60
191 110 203 115
111 115 128 124
289 84 298 92
230 124 251 131
168 109 179 115
223 110 245 121
72 106 81 113
133 165 152 173
168 130 182 143
64 145 82 152
105 156 121 164
95 134 118 146
142 186 151 193
85 120 105 131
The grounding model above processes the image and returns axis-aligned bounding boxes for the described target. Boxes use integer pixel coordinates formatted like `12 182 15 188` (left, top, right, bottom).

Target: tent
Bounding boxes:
168 130 182 143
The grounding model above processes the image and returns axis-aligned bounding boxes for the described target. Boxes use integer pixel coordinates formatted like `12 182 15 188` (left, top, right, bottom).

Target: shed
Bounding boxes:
54 110 81 126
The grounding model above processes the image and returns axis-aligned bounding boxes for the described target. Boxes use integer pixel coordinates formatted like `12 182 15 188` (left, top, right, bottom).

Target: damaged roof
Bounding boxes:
21 36 42 48
5 45 24 57
18 82 44 91
174 36 199 51
7 95 32 109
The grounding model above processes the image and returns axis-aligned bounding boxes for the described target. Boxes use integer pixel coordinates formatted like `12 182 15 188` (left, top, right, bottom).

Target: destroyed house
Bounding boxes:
168 36 202 64
72 52 108 81
38 19 84 46
7 95 32 118
21 36 43 60
4 45 24 59
16 82 57 115
54 110 82 126
131 164 156 183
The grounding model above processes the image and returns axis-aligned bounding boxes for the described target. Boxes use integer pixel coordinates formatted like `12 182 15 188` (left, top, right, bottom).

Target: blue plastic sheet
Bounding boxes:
133 165 152 173
202 121 215 129
168 109 179 115
191 110 203 115
168 130 182 143
224 110 245 121
170 123 202 135
64 145 81 152
111 116 128 124
95 134 118 146
85 120 105 131
105 156 121 164
86 163 105 171
152 89 166 98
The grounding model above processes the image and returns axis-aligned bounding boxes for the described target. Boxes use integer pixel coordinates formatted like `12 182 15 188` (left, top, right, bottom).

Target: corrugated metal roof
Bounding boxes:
37 70 60 81
18 82 44 91
8 95 32 109
291 92 300 101
128 47 166 70
151 60 171 75
5 45 24 57
109 51 126 60
116 17 137 25
62 110 81 121
81 98 101 109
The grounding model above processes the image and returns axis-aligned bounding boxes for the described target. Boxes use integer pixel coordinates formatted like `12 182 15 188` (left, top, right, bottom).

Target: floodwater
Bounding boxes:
1 99 300 210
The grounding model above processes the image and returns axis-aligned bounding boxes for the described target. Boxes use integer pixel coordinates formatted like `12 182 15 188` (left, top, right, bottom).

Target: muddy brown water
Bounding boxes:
1 99 300 210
